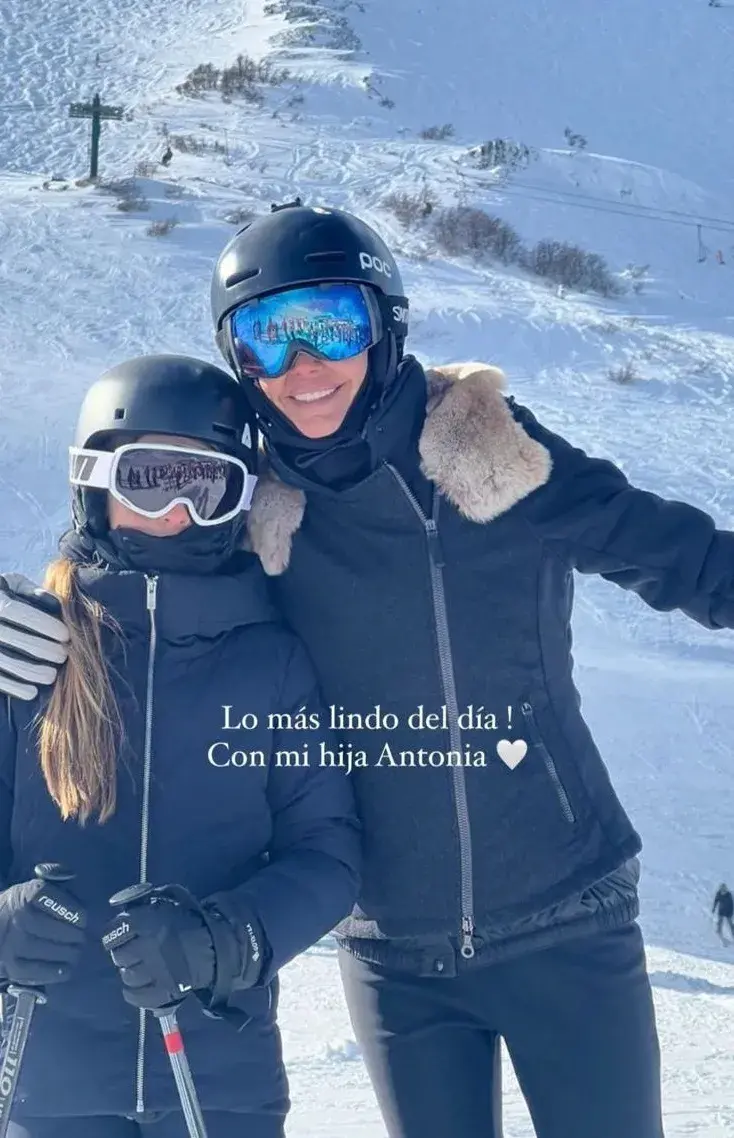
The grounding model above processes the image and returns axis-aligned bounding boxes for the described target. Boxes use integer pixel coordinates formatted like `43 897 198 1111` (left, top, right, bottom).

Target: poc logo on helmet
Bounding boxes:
360 251 392 278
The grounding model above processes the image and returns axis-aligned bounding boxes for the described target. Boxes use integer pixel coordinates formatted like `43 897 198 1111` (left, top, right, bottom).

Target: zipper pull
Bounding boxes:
145 576 158 612
460 917 476 959
425 521 444 568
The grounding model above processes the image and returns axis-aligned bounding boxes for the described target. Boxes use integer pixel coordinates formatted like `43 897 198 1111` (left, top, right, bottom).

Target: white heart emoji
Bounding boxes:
497 739 528 769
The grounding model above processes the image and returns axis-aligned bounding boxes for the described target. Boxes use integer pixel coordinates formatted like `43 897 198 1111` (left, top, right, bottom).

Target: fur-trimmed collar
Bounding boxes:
247 362 552 575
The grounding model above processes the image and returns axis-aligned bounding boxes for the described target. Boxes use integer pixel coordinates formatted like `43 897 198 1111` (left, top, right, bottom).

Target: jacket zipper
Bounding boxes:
135 574 159 1114
520 702 575 824
386 466 476 959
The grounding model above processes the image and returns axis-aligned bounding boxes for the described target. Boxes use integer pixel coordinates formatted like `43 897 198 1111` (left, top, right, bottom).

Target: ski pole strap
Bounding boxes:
197 905 244 1013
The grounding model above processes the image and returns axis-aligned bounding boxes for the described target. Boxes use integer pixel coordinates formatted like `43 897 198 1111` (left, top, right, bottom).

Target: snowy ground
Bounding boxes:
2 0 734 1132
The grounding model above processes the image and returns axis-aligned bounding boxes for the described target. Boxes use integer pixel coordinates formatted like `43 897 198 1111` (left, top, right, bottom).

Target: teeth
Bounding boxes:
292 388 337 404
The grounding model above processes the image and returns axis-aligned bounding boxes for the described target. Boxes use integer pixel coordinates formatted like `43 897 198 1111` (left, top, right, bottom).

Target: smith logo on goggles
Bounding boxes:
227 281 408 381
69 443 257 525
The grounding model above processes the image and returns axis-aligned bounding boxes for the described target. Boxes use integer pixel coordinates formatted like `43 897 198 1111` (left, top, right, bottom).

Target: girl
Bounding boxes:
0 353 360 1138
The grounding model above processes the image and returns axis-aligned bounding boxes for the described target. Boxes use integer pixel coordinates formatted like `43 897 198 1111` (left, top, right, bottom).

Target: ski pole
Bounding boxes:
154 1008 208 1138
0 863 75 1138
108 883 209 1138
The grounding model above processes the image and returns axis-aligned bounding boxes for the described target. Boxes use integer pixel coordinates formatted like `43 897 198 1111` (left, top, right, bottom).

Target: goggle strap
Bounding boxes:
237 474 258 512
69 447 115 488
380 293 410 337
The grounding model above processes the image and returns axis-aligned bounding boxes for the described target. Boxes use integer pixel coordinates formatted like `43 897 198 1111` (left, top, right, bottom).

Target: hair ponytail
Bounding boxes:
37 558 124 824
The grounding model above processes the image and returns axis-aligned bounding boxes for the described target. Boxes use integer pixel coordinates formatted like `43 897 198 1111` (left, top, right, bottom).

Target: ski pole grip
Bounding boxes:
108 882 156 909
34 862 75 885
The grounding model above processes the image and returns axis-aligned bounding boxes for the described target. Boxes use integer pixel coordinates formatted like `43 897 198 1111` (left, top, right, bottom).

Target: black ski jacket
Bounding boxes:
245 358 734 977
0 551 360 1119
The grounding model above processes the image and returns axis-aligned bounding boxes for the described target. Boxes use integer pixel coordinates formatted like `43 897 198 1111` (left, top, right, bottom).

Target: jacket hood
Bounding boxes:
247 361 553 575
58 532 277 643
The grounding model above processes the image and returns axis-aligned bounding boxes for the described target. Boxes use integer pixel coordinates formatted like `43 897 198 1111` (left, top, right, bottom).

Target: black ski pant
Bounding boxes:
339 921 664 1138
716 913 734 938
7 1113 284 1137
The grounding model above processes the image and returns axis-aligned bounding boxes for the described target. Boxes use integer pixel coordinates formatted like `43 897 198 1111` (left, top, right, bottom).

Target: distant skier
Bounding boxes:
712 884 734 942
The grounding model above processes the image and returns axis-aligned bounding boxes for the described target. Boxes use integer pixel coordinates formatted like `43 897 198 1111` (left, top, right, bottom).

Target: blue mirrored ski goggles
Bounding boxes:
228 282 382 381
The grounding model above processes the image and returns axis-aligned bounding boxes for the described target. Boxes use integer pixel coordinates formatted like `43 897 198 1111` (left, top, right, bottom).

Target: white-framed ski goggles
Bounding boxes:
69 443 257 525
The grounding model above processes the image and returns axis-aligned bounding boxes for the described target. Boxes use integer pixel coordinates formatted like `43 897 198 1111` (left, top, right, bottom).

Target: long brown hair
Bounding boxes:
37 558 124 824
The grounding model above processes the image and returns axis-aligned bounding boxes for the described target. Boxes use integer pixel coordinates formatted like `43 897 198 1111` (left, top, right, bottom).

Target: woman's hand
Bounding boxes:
0 574 70 701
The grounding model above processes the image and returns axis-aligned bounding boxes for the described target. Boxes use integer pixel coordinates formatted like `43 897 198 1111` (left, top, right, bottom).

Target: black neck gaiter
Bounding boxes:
62 517 246 576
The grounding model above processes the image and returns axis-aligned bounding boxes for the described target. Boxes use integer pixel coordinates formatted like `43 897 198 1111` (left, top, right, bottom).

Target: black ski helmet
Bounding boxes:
72 354 257 538
210 200 410 376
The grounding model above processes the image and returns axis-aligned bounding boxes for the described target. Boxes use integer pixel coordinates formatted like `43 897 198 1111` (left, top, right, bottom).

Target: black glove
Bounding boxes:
0 574 70 701
101 886 265 1013
0 878 87 987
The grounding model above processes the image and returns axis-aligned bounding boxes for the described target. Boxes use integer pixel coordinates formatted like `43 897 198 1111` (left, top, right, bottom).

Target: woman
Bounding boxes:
209 204 734 1138
0 353 360 1138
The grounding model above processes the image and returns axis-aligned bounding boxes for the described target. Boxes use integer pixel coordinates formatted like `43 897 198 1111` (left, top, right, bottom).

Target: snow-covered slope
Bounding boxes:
349 0 734 196
2 0 734 1131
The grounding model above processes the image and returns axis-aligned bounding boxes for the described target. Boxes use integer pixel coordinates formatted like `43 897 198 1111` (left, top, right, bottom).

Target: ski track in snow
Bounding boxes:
2 0 734 1133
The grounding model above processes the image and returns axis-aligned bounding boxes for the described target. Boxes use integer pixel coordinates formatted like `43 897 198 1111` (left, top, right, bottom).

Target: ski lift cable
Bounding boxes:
486 173 734 230
477 180 734 235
